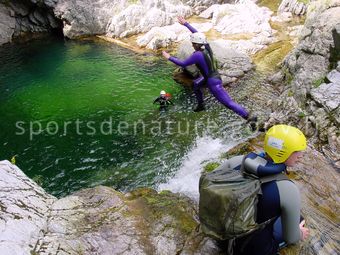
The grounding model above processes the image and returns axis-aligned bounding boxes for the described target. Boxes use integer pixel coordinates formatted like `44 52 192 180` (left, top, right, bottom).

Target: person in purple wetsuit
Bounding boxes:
162 17 256 124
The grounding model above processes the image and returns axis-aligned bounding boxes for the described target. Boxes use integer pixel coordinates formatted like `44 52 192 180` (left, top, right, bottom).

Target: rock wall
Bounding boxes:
0 0 265 45
0 160 219 254
53 0 235 39
0 0 61 45
0 4 15 45
267 0 340 162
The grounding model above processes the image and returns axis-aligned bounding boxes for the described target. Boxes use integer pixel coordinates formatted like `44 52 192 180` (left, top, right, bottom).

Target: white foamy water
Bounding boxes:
158 136 236 201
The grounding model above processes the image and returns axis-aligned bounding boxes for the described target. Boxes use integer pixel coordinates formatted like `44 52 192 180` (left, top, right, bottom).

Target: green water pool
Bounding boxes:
0 36 251 197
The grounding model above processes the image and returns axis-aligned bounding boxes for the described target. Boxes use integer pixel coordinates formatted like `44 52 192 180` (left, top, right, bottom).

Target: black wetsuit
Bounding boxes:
153 96 173 109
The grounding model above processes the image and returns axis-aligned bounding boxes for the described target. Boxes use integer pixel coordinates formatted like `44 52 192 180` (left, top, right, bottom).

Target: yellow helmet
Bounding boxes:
264 124 307 163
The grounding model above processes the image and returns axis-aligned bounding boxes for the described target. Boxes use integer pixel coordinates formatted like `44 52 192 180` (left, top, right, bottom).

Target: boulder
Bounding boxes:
137 22 212 50
211 1 273 35
182 0 237 15
326 70 340 84
199 4 220 19
278 0 308 16
106 0 192 39
0 161 56 255
311 81 340 113
0 161 220 255
175 40 253 82
34 187 219 254
288 25 304 37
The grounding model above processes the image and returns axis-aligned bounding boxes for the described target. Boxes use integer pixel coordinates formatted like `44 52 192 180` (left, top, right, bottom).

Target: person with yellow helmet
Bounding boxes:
232 124 310 255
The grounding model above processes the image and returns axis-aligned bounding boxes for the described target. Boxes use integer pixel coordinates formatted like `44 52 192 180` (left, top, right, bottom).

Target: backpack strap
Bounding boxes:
240 155 289 194
240 155 289 183
259 173 289 184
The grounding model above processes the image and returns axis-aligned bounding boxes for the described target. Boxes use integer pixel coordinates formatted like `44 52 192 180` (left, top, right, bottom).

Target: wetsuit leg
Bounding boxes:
193 76 205 105
207 78 249 119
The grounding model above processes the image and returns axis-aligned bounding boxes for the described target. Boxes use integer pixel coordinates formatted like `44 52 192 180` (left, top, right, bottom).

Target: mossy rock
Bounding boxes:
220 135 265 159
127 188 198 235
203 162 220 173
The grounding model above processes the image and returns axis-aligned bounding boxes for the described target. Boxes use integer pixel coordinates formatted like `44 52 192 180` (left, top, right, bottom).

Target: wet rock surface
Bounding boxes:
0 161 220 255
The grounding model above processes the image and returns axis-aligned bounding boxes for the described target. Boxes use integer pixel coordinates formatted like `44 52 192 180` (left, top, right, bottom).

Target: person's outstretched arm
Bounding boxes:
178 16 198 33
153 97 160 104
162 51 201 68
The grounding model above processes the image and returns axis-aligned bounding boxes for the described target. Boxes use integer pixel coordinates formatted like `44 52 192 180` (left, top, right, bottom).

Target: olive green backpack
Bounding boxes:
198 155 287 241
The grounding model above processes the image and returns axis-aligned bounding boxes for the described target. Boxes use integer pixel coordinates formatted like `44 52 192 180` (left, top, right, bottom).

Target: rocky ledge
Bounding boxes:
0 160 217 255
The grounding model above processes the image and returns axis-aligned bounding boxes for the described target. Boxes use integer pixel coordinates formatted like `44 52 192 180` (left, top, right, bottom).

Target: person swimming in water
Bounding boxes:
153 90 173 111
162 17 257 126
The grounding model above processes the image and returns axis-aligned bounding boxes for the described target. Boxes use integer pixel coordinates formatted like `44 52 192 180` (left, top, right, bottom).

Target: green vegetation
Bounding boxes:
32 175 45 187
287 90 294 97
128 188 197 235
283 68 294 85
297 0 310 4
312 77 325 88
298 112 306 118
203 162 220 173
253 41 294 74
257 0 282 12
128 0 139 4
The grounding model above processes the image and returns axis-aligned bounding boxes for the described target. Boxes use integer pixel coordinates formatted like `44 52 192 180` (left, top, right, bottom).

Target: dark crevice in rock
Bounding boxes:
3 0 64 44
329 24 340 70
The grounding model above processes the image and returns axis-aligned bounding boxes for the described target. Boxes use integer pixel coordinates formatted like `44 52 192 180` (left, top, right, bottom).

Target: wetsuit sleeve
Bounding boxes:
277 180 301 244
184 22 198 33
168 51 202 67
153 97 160 104
244 153 286 177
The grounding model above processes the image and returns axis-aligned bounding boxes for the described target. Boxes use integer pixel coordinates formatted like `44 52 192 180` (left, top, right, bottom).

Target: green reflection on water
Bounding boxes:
0 37 247 197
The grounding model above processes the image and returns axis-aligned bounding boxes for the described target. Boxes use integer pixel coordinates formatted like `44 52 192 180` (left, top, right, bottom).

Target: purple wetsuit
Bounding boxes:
168 22 249 119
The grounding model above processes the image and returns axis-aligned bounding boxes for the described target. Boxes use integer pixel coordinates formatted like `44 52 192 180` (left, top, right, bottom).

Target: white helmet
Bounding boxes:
190 32 207 44
160 90 166 95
